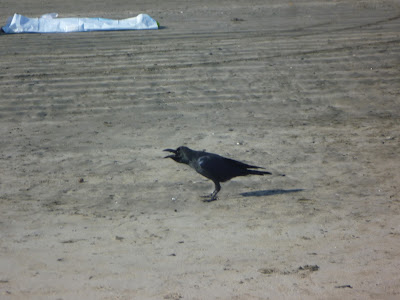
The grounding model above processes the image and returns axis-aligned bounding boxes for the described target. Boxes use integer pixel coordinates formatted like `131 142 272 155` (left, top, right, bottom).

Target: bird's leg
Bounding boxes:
202 181 221 202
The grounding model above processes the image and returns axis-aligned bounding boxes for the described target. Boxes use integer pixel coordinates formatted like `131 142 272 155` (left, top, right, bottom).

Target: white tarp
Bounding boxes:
2 13 159 34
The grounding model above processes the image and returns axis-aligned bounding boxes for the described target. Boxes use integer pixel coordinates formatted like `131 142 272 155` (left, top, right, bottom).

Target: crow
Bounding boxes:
164 146 272 202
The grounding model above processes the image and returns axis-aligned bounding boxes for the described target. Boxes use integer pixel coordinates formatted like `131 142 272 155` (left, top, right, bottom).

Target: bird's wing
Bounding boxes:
196 155 228 182
197 155 259 182
223 157 264 169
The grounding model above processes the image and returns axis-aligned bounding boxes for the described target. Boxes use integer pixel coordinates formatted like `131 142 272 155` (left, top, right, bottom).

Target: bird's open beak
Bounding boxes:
163 148 176 159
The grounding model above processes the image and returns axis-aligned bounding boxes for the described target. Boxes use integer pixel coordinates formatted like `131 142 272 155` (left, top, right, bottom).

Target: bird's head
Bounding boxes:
163 146 190 164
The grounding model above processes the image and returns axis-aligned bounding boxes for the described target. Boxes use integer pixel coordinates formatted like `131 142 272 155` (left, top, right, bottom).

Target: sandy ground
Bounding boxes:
1 0 400 299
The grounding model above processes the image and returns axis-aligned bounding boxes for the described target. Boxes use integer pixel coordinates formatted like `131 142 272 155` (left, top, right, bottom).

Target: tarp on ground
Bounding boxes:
2 13 159 34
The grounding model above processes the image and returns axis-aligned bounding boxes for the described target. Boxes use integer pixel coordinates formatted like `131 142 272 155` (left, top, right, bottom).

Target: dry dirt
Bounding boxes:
1 0 400 299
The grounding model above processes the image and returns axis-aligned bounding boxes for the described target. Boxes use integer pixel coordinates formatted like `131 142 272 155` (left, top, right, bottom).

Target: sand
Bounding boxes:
1 0 400 299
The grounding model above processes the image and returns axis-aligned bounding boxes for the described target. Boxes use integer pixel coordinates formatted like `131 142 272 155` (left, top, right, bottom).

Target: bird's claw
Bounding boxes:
202 197 218 202
201 194 218 202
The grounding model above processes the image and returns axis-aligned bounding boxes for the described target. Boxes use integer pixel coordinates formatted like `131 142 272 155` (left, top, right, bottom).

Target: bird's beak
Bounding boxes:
163 148 176 159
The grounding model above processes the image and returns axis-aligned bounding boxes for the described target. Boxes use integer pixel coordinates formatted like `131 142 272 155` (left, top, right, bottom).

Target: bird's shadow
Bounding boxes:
240 189 304 197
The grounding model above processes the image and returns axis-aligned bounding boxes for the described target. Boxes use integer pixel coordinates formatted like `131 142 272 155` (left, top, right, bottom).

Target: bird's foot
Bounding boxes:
202 197 218 202
201 194 218 202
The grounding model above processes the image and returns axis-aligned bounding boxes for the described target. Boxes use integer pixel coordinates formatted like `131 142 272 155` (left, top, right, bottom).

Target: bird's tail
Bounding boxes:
248 170 272 176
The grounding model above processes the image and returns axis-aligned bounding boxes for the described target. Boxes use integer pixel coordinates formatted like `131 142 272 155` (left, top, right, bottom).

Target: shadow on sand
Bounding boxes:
240 189 304 197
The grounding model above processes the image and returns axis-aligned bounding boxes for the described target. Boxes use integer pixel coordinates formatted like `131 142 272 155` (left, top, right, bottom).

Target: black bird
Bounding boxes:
164 146 272 202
